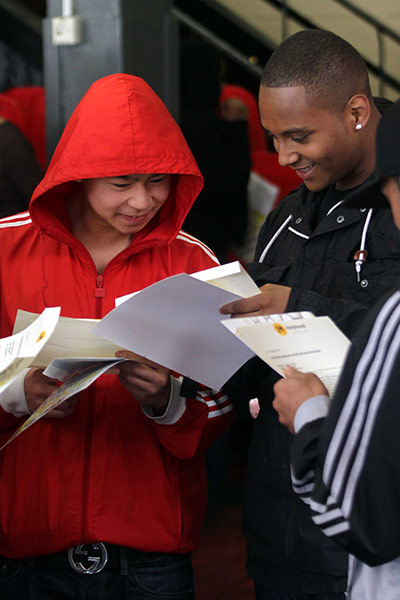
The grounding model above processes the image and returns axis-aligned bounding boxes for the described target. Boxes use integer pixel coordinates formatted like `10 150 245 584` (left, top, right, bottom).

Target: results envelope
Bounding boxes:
13 310 122 366
222 312 350 395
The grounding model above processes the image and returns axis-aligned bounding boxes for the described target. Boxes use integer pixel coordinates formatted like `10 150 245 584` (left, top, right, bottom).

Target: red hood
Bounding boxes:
30 74 203 246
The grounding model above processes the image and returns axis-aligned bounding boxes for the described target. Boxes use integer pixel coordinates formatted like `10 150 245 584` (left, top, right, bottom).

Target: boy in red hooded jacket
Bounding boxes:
0 74 234 599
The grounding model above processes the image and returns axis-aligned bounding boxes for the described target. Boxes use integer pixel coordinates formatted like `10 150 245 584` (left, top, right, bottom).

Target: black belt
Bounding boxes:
3 544 187 576
69 542 110 574
65 543 146 575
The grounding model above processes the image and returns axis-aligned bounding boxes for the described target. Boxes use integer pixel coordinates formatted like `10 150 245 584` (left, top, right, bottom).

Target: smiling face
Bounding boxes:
259 85 365 192
81 173 171 236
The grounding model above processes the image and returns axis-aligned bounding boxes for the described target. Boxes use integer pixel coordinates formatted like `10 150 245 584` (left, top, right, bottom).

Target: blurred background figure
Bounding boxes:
0 87 44 218
220 83 299 261
0 85 46 168
180 37 251 264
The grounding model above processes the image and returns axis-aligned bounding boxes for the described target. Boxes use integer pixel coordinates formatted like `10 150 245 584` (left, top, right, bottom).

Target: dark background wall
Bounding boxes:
43 0 179 157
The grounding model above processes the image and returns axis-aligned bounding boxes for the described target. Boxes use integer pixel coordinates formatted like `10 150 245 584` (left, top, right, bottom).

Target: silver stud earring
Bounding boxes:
355 123 362 131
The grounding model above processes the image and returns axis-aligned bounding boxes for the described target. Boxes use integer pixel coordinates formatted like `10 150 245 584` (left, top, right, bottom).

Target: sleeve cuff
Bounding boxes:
142 376 187 424
0 369 31 417
294 395 330 433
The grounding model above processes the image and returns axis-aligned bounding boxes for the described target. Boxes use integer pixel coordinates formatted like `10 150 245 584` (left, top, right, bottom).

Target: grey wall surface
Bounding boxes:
44 0 179 159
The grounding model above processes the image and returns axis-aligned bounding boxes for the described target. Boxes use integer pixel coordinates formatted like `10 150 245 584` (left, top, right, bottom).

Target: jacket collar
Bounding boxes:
287 183 379 238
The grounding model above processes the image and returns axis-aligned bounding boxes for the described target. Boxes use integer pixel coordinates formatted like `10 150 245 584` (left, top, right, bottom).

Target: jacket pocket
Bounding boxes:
331 259 400 305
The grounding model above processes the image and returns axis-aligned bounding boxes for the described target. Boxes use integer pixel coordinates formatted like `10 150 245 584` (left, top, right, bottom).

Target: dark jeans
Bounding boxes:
0 545 194 600
254 583 346 600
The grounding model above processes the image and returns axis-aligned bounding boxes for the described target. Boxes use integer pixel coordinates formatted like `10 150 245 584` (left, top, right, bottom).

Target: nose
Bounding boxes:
275 139 300 168
126 183 151 210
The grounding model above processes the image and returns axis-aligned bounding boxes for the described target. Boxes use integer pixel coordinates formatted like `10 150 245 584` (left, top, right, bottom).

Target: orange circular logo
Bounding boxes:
273 323 287 336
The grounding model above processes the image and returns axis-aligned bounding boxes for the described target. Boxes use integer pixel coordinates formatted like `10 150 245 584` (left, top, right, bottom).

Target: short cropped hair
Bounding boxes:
261 30 372 110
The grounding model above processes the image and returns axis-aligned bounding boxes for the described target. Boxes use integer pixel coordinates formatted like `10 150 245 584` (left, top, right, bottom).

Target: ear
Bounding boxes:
347 94 371 132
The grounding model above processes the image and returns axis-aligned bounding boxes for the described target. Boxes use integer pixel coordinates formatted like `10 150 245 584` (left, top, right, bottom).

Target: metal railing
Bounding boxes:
273 0 400 94
170 5 264 79
173 0 400 95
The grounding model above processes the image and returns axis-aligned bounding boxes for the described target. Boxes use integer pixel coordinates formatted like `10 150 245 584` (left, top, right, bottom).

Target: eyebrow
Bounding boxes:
265 127 312 137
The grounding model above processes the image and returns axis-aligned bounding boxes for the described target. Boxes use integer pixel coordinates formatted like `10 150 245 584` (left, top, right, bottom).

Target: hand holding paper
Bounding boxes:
115 351 171 414
219 283 291 318
272 366 329 434
24 368 78 418
0 358 126 451
1 261 260 450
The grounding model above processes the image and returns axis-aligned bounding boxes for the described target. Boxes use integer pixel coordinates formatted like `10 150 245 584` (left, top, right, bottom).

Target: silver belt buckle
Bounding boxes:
68 542 108 575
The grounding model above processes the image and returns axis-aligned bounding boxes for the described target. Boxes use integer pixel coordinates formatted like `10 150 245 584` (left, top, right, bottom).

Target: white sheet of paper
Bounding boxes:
247 170 279 216
13 310 123 367
222 313 350 396
92 274 255 390
241 171 280 263
115 261 260 307
0 307 60 392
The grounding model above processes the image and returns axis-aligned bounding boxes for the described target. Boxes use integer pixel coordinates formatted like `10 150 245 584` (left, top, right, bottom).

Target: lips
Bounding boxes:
294 163 315 179
121 212 150 222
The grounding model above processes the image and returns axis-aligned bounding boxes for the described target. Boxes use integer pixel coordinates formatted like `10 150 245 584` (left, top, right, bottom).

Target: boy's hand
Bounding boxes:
116 352 171 415
219 283 291 318
24 368 78 418
272 366 328 433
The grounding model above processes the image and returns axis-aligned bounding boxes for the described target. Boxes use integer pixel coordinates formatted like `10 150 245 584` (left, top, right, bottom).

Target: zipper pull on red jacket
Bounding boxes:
94 275 105 297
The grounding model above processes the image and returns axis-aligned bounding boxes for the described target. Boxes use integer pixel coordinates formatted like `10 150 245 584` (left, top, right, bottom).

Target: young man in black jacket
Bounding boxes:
221 30 400 600
272 99 400 600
